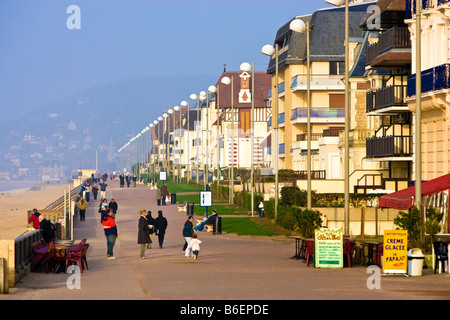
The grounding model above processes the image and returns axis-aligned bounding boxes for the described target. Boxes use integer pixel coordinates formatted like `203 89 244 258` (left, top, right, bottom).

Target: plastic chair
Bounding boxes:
305 241 314 267
47 241 65 273
81 243 89 270
343 241 356 267
66 239 87 273
433 242 448 274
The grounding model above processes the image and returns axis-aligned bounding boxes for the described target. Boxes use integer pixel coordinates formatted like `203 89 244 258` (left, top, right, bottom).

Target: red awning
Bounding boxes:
379 173 450 210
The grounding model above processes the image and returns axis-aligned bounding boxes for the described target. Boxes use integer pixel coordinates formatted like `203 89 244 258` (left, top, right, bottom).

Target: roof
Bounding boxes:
215 71 271 109
379 174 450 210
266 1 377 74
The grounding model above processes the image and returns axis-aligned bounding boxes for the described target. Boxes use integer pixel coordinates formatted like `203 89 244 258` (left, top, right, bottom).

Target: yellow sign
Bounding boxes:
383 230 408 274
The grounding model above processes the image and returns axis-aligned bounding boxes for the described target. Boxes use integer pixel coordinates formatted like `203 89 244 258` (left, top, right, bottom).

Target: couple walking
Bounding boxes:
138 210 168 259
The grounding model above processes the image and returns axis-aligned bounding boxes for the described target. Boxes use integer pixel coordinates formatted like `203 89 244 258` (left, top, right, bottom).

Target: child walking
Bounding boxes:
187 233 202 260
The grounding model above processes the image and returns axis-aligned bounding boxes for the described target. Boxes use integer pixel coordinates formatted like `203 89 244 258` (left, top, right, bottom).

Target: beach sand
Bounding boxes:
0 183 73 240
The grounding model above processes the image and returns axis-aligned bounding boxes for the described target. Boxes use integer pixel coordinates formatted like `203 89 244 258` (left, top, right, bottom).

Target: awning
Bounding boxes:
379 173 450 210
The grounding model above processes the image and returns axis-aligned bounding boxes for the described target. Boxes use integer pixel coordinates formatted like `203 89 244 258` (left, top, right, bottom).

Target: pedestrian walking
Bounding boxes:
138 210 153 259
109 199 118 217
160 182 169 205
146 211 155 249
102 209 118 259
156 185 161 206
183 216 195 258
99 199 108 222
154 210 168 248
119 174 125 188
92 184 99 200
187 233 202 260
100 181 108 200
76 197 89 222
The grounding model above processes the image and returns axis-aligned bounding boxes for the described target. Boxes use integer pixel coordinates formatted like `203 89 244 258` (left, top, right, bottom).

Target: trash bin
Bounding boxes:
408 248 425 276
187 202 194 216
213 217 222 235
171 193 176 204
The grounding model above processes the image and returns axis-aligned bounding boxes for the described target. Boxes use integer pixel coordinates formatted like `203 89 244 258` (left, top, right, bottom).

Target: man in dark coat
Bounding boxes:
38 215 56 243
154 210 168 249
138 210 152 259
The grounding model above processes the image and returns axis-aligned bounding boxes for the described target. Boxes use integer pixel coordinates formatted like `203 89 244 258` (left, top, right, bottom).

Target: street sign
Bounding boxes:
200 191 212 207
159 171 167 181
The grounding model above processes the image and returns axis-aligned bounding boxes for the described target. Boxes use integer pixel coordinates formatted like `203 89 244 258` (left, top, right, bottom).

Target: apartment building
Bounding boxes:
264 1 376 191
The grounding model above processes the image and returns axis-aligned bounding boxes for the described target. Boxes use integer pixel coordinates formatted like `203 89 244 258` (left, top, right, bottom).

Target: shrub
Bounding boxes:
393 207 421 248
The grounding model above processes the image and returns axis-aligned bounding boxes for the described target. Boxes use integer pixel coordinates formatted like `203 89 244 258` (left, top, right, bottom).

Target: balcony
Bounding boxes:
365 27 411 68
407 63 450 96
366 135 413 159
291 108 345 124
366 85 409 115
291 74 344 91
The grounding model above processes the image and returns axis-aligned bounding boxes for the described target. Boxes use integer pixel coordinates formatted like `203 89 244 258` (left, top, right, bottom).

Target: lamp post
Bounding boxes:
326 0 350 235
289 17 312 211
240 62 256 217
415 0 423 242
190 93 201 184
262 43 279 219
173 105 181 183
181 100 190 181
208 85 220 187
163 112 168 175
221 75 235 204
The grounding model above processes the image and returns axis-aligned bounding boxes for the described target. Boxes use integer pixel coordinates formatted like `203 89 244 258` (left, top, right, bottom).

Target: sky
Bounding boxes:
0 0 329 122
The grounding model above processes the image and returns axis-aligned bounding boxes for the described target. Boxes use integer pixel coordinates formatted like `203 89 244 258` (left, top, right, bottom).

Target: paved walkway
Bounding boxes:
2 180 450 302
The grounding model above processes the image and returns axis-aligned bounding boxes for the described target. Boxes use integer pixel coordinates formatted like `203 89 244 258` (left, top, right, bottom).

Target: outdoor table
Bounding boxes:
357 239 383 267
54 240 74 273
289 237 314 262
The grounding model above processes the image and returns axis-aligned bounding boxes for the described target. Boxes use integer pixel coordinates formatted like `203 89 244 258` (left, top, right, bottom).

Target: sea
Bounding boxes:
0 180 37 192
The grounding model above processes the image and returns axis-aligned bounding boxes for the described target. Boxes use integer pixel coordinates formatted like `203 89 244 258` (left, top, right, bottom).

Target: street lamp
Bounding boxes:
221 75 235 204
261 43 280 219
240 61 256 217
326 0 350 235
181 100 190 181
190 93 200 183
289 17 312 211
208 85 221 187
163 112 168 174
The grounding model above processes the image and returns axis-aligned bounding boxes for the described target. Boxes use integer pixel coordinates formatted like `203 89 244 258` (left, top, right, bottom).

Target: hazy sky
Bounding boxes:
0 1 330 121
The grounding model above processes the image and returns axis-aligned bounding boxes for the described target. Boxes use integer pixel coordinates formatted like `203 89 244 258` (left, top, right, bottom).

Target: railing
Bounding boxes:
13 230 42 285
366 135 413 158
365 27 411 66
292 108 345 119
366 85 408 113
292 170 327 180
290 74 344 90
407 63 450 96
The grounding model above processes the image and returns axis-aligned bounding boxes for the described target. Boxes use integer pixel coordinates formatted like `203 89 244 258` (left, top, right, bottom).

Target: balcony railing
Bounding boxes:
366 27 411 66
366 85 408 113
366 135 413 158
292 108 345 120
407 63 450 96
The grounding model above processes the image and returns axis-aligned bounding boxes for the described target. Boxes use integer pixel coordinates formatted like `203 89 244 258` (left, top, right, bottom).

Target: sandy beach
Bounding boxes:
0 182 73 240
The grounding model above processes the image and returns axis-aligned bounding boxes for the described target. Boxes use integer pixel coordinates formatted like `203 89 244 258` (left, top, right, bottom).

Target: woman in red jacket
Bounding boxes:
28 209 41 229
102 209 118 259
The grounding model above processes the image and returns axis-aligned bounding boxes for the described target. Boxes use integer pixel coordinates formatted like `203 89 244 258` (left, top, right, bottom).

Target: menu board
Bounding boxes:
315 228 343 268
383 230 408 274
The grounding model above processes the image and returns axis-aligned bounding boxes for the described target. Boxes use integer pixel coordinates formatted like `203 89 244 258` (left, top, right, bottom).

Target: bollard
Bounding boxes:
0 258 9 294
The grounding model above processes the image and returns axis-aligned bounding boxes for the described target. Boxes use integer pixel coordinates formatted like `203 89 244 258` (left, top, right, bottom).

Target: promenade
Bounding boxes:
2 180 450 302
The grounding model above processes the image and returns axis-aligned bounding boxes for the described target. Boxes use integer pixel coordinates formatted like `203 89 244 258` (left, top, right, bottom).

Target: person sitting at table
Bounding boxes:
194 209 218 232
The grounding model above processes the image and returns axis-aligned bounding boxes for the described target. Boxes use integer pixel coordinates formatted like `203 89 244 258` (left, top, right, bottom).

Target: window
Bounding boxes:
329 61 345 75
329 94 345 109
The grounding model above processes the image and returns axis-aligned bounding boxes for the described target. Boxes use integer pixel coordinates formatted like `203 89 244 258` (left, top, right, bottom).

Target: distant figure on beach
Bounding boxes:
76 197 89 222
28 208 41 229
